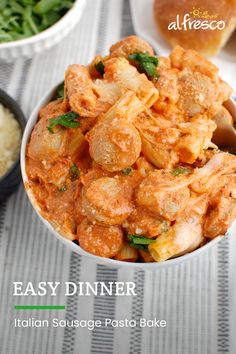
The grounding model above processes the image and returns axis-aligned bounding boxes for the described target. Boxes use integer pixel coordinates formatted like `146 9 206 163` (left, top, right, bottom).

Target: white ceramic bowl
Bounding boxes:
0 0 86 62
20 86 236 269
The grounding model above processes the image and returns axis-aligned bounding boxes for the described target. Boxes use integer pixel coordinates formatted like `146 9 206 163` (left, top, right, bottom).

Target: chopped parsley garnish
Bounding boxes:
122 167 133 176
69 163 80 181
171 166 191 176
58 185 67 192
128 234 156 250
0 0 75 44
54 81 64 99
95 61 105 76
47 111 80 133
128 52 159 79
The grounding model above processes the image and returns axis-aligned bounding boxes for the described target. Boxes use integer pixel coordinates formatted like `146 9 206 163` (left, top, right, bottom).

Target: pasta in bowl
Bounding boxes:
21 36 236 266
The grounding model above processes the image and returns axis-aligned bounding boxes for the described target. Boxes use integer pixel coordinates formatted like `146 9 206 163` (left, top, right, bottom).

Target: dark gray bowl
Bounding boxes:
0 88 26 202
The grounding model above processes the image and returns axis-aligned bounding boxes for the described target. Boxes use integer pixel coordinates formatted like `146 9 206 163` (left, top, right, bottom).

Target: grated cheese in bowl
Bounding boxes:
0 103 21 178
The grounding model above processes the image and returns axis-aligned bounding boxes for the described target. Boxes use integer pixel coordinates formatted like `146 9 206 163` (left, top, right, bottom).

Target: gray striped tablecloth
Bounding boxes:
0 1 235 353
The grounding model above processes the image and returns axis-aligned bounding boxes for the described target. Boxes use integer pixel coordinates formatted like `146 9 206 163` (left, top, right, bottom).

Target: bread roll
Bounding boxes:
154 0 236 56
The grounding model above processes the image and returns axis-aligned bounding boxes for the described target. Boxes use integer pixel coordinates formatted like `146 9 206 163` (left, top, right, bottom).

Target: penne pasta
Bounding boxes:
104 57 159 107
114 243 138 262
149 194 208 261
102 90 144 123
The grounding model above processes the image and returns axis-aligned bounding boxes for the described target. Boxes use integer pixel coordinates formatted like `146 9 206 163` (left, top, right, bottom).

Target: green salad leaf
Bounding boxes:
33 0 61 15
0 0 75 43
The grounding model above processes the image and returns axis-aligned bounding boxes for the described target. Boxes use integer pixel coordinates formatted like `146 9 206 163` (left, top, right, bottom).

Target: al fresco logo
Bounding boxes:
168 7 226 31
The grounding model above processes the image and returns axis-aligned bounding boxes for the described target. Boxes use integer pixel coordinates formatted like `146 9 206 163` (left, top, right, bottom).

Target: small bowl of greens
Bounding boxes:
0 0 86 62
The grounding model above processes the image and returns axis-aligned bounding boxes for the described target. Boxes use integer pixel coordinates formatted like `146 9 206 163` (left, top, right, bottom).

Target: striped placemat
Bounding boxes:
0 1 235 353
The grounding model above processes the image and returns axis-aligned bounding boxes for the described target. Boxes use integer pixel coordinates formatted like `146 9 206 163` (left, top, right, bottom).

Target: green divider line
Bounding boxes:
14 305 65 310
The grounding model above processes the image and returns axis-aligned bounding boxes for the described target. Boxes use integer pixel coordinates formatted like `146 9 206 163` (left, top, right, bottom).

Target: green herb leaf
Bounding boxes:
128 52 159 79
58 185 67 192
69 163 80 181
121 167 133 176
171 166 191 176
130 244 148 251
95 61 105 76
47 111 80 133
55 82 64 99
128 234 156 250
